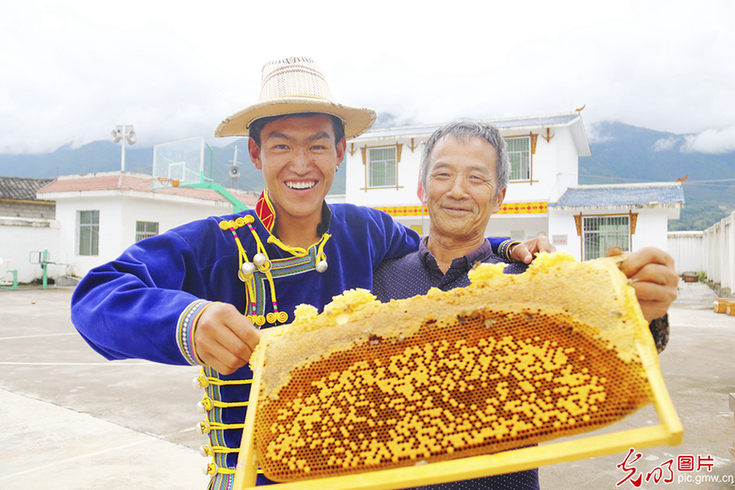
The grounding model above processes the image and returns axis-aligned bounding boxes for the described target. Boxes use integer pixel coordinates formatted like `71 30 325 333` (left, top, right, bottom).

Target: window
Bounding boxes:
507 136 531 181
582 215 629 261
135 221 159 242
368 147 397 187
78 210 99 256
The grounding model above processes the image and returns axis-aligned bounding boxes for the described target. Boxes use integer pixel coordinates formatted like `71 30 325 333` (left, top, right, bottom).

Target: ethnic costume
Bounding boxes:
71 191 422 488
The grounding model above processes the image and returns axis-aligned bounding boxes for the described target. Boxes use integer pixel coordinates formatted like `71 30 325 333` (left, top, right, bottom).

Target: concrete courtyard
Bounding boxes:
0 280 733 489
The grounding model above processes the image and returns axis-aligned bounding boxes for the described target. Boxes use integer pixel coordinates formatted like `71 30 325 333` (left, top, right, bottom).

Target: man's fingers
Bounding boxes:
606 246 623 257
533 237 556 254
630 278 678 303
193 302 260 374
627 263 678 323
198 336 252 374
510 244 533 264
218 306 261 358
618 247 675 278
510 237 556 264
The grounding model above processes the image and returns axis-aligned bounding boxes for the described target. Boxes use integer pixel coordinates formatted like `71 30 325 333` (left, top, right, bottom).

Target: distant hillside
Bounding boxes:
2 121 733 230
579 121 735 230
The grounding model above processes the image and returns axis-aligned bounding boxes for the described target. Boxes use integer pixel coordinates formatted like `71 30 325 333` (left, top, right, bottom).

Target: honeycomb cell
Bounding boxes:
253 253 656 482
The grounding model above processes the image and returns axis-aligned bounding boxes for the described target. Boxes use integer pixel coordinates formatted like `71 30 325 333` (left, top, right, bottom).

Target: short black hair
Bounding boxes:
248 113 346 147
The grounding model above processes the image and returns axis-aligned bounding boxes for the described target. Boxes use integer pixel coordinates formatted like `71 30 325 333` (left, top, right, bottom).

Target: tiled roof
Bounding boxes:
0 176 55 201
550 183 685 209
37 172 259 206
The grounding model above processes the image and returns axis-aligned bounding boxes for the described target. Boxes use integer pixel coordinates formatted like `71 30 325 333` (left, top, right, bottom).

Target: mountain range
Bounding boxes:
2 121 733 231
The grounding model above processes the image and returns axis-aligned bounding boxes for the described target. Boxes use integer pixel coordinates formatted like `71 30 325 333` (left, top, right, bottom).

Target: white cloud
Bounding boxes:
586 124 615 144
653 136 680 152
682 127 735 154
2 0 735 154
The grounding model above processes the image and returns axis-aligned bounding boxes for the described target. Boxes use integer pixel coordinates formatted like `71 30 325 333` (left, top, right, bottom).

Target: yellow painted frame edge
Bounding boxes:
234 326 683 490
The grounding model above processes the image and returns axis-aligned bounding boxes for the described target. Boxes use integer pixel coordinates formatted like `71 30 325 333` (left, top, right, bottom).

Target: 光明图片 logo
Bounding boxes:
616 448 733 486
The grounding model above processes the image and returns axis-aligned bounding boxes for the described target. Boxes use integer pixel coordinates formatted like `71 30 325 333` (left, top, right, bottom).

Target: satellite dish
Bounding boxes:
228 166 240 180
126 129 137 145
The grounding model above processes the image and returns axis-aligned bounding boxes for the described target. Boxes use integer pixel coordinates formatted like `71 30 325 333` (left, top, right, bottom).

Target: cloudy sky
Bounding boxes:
1 0 733 154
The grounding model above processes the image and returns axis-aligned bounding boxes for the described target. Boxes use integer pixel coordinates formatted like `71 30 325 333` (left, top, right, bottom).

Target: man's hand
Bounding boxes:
193 302 260 374
607 246 678 323
510 236 557 264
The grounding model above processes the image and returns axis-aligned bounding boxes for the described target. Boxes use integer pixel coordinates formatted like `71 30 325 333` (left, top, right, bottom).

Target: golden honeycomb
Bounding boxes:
251 252 657 482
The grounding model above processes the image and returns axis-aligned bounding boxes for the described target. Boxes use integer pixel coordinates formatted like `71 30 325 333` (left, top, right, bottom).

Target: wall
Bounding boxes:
548 209 582 259
54 192 242 278
0 201 55 219
703 211 735 296
502 128 567 203
0 218 63 283
345 136 425 209
667 231 704 274
631 208 670 252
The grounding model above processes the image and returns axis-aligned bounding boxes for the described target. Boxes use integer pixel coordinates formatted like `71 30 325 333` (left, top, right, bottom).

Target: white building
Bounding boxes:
549 182 683 260
344 112 683 261
0 176 58 285
17 111 683 285
37 172 257 279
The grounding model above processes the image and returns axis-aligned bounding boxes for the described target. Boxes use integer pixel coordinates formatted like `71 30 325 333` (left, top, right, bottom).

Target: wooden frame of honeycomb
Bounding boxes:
233 253 682 489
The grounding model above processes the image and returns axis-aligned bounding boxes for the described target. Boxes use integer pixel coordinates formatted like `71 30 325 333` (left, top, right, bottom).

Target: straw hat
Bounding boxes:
214 57 376 140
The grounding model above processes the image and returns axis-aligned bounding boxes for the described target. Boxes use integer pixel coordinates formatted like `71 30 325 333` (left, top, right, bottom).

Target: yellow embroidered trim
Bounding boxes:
199 418 245 434
193 373 253 388
200 394 249 410
203 463 237 476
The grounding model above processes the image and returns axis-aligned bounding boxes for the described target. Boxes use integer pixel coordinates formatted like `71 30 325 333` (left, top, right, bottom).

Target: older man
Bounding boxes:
374 120 678 489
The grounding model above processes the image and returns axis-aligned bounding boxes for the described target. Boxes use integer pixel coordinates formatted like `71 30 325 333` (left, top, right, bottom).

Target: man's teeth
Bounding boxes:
287 181 316 189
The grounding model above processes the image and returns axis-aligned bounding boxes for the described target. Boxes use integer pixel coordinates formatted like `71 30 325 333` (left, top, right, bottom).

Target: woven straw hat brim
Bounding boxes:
214 98 376 140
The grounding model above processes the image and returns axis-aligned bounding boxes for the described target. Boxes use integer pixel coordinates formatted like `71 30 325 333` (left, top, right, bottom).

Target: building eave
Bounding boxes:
353 111 591 157
550 202 684 212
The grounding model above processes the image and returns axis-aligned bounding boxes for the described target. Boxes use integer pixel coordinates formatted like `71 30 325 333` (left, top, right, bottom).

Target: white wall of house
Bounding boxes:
668 231 704 274
548 209 582 259
552 129 581 201
504 131 554 202
53 192 240 278
632 208 671 252
345 137 426 209
484 215 548 242
0 201 55 220
703 211 735 294
0 218 63 283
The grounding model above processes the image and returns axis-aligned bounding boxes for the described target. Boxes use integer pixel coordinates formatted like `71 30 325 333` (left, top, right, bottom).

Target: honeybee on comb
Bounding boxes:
251 252 658 482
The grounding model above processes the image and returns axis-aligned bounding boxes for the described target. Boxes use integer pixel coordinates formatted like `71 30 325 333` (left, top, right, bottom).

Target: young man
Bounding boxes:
71 58 541 489
374 120 678 489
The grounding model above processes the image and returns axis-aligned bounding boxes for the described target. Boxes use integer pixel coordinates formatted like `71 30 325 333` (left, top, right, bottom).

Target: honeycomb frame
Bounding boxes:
233 253 682 489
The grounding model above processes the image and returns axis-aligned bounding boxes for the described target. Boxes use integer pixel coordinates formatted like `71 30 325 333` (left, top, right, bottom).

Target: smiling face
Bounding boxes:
248 114 345 238
425 134 506 245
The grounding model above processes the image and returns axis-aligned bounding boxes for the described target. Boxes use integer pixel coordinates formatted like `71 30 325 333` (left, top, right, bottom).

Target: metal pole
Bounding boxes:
121 125 127 172
42 249 49 289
